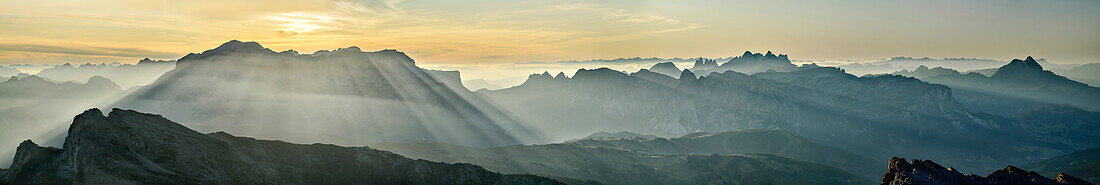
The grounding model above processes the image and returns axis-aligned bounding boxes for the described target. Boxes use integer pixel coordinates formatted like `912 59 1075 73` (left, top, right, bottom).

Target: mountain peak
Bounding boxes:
882 157 1090 185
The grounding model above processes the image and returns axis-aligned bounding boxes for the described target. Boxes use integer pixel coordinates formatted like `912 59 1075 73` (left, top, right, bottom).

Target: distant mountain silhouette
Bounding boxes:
838 57 1004 76
0 66 18 79
1063 63 1100 87
890 56 1099 116
881 157 1092 185
481 57 1098 173
34 58 174 89
0 108 562 185
713 51 796 75
647 62 682 77
578 131 659 140
111 40 543 148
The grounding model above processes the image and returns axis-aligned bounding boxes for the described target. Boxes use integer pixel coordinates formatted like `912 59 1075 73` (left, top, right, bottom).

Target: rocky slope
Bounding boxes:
881 157 1092 185
112 40 542 148
0 108 562 185
1026 147 1100 183
375 130 868 185
0 75 126 166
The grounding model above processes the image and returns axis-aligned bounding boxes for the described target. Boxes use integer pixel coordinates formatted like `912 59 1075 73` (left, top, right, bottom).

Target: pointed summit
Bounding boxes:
741 51 754 58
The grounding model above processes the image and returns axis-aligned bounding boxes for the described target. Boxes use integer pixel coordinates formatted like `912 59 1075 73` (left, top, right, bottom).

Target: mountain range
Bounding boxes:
0 108 562 185
479 52 1098 173
109 40 543 148
888 57 1099 116
374 129 870 185
1026 147 1100 183
882 157 1092 185
0 75 127 166
33 59 175 89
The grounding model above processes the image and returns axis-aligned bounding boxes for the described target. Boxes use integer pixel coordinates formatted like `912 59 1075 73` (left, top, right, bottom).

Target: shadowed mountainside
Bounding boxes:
375 129 873 184
0 108 563 185
881 157 1092 185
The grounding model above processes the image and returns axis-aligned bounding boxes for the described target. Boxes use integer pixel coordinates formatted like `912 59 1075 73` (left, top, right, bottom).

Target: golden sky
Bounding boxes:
1 0 1098 65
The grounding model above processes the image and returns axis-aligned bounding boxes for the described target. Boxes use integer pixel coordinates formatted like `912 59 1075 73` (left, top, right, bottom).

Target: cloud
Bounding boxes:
0 43 177 59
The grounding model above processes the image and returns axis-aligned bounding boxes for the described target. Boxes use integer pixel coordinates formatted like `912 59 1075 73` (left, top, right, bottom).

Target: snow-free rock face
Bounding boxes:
0 108 563 185
880 157 1092 185
712 51 797 75
112 40 542 148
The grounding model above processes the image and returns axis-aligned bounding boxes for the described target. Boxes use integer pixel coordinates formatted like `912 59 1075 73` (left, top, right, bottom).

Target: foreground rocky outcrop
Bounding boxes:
0 108 562 185
881 157 1093 185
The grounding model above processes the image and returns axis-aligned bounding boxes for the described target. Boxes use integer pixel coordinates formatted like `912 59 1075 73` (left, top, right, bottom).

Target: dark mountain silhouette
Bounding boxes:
1027 147 1100 183
376 129 869 185
0 108 562 185
881 157 1092 185
111 40 543 148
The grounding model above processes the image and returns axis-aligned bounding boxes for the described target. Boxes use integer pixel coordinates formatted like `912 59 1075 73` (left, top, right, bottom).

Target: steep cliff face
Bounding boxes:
881 157 1092 185
0 108 562 185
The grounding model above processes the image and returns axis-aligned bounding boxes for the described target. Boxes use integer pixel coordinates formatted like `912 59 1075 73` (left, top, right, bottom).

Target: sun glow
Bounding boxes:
268 12 335 35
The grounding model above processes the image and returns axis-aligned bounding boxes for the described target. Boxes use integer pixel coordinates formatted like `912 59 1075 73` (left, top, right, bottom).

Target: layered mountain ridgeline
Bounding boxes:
0 66 18 78
890 57 1099 116
566 129 881 178
0 75 127 166
1026 147 1100 183
577 131 659 140
112 40 543 148
881 157 1093 185
0 108 562 185
480 52 1091 173
375 130 868 185
1063 63 1100 87
837 57 1005 76
688 51 796 75
34 58 175 89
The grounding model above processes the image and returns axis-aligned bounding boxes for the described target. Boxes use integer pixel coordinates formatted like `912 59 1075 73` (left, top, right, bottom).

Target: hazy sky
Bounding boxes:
1 0 1097 65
